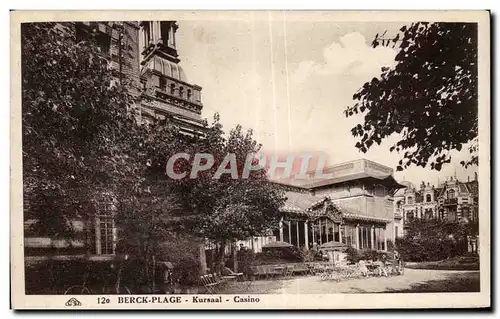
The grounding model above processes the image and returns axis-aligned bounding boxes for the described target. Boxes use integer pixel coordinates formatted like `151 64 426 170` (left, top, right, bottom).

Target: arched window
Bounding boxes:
170 83 175 95
396 201 402 209
407 196 414 205
448 189 456 199
426 194 432 202
187 89 192 101
179 86 184 98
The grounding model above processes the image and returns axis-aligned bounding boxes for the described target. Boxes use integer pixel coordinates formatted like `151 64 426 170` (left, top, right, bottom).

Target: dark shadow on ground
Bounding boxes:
384 272 480 293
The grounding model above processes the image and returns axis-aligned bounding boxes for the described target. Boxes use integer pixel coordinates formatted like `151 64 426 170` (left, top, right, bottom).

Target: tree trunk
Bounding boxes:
213 241 226 274
199 242 207 275
232 241 238 273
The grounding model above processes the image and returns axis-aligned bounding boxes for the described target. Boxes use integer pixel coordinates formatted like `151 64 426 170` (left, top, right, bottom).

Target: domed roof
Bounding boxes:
141 56 188 82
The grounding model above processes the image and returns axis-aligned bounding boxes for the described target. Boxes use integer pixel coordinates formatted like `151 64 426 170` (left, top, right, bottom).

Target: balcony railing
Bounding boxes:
443 198 458 205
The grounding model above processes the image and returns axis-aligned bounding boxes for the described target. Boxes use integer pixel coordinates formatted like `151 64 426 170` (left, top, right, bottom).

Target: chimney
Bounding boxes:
475 172 478 181
468 176 470 182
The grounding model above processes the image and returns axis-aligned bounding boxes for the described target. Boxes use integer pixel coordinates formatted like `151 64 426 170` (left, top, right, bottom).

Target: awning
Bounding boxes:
262 241 294 248
320 241 348 251
342 212 392 224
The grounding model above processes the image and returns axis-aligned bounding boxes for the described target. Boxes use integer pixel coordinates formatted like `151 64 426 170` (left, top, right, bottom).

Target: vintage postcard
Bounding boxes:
10 10 490 309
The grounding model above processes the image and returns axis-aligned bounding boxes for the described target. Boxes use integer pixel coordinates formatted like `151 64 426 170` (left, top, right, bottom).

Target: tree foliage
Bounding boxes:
396 218 477 261
345 22 478 171
22 22 143 238
149 117 287 271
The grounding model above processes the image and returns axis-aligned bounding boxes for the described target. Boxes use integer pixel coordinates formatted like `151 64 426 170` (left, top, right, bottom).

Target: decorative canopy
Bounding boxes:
280 191 392 224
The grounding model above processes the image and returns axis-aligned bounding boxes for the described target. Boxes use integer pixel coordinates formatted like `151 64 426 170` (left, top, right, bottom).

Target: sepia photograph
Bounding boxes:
10 10 490 309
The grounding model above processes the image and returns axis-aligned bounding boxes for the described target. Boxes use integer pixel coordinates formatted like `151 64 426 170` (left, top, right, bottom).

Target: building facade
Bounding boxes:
397 174 479 226
138 21 205 135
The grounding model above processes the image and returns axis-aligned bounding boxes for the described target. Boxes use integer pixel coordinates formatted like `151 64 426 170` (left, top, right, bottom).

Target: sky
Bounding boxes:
173 15 478 188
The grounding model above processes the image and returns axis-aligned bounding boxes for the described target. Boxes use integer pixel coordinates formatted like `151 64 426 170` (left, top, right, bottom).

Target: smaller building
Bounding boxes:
399 181 439 221
398 174 478 226
437 175 479 223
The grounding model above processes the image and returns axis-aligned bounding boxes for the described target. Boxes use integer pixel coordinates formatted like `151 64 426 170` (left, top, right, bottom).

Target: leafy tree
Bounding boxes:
345 22 478 171
22 22 144 243
148 116 287 272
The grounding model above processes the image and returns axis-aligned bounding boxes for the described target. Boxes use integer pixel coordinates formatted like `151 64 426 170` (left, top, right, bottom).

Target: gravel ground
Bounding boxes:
228 269 480 294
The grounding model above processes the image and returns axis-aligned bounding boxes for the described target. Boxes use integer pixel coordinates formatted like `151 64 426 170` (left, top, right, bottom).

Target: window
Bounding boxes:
426 194 432 202
76 23 111 55
159 77 166 91
424 209 433 219
358 225 372 250
179 86 184 98
95 33 111 55
160 22 170 43
187 89 192 101
407 196 414 204
374 185 385 197
341 224 357 248
98 214 115 255
170 83 176 95
143 22 151 46
89 199 116 255
448 189 456 199
374 227 385 251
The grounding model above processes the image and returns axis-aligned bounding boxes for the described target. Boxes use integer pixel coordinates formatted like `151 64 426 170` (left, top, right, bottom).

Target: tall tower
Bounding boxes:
139 21 204 134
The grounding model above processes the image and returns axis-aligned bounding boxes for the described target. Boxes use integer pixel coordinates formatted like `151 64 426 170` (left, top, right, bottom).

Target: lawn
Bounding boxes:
405 255 479 271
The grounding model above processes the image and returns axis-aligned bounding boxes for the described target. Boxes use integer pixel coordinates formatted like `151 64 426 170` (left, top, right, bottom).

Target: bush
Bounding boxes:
361 250 387 261
25 258 124 294
254 246 305 265
170 256 201 286
301 248 323 262
156 234 202 286
345 247 360 264
397 219 472 262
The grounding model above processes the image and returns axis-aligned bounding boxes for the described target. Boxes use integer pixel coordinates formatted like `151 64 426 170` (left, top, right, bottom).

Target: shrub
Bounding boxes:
170 256 201 286
360 250 387 261
155 235 202 286
301 248 323 262
345 247 360 264
398 219 473 262
262 247 302 262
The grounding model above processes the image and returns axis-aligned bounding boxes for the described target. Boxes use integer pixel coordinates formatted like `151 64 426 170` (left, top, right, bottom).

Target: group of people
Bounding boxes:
357 250 402 277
